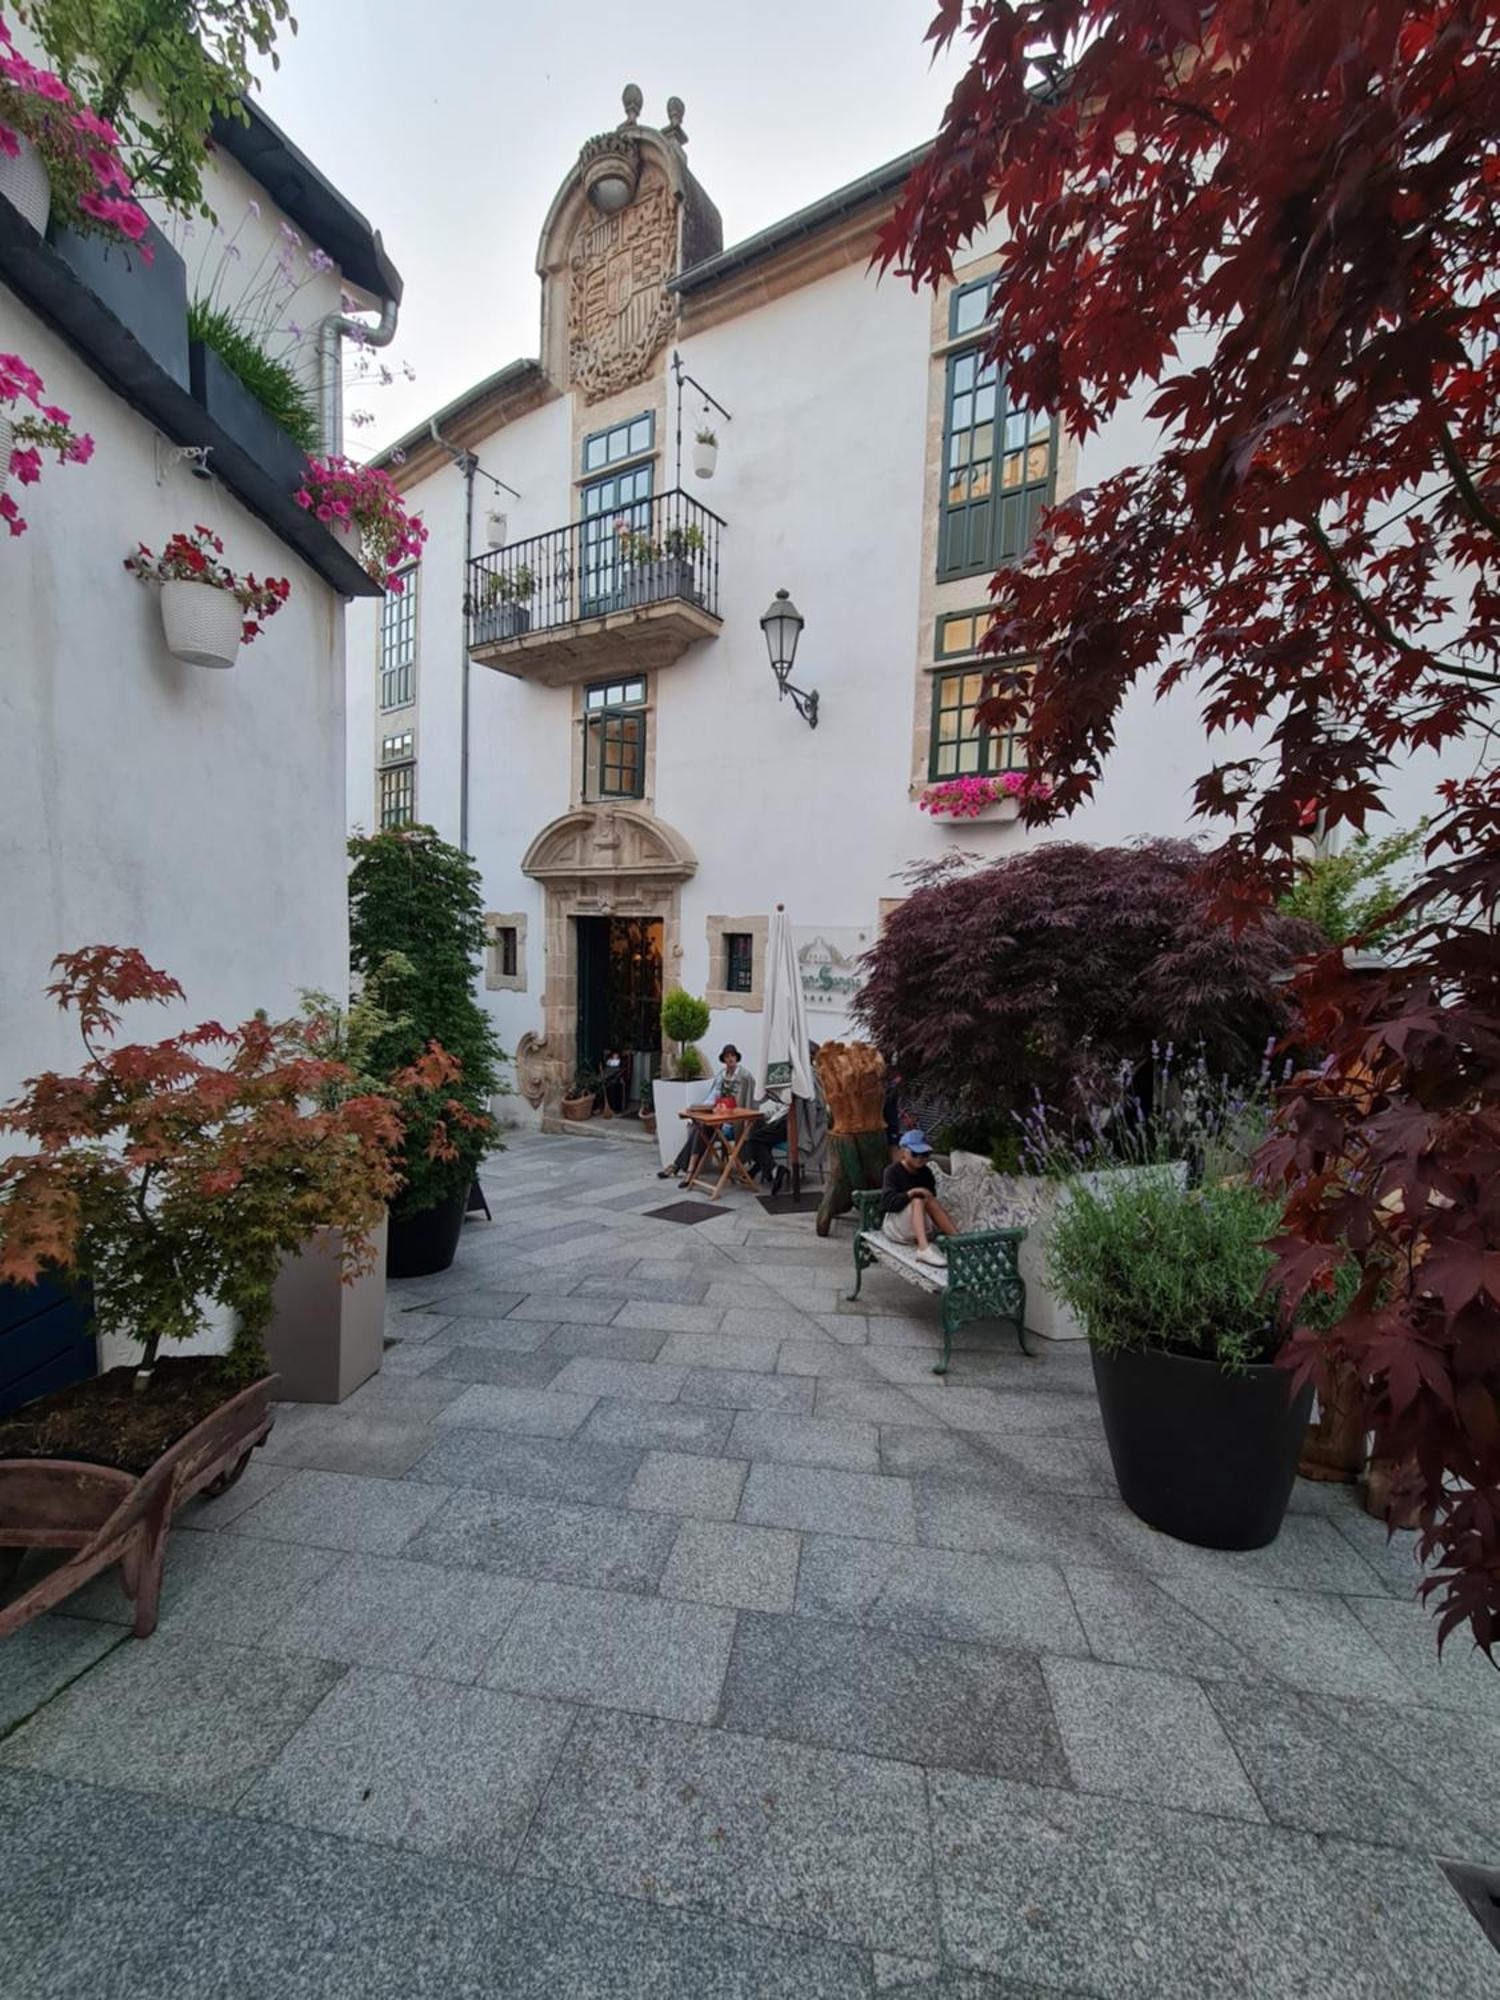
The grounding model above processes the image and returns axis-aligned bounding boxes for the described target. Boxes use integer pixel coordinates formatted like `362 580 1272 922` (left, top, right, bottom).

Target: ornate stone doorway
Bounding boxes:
513 805 696 1126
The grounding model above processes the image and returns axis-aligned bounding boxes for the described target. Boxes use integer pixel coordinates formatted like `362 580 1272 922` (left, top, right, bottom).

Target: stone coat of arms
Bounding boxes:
568 181 678 401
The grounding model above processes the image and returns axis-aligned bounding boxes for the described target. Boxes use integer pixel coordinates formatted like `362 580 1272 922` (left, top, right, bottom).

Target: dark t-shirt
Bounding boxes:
882 1160 936 1214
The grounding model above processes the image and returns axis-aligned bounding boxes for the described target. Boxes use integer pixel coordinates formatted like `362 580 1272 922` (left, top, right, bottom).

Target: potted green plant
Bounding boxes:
692 426 718 478
561 1068 599 1122
661 521 705 602
0 946 400 1630
473 563 535 644
347 827 504 1279
652 988 710 1170
1047 1167 1323 1550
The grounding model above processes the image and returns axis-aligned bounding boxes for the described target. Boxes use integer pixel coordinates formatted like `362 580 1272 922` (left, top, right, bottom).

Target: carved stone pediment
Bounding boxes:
566 176 677 402
521 806 697 885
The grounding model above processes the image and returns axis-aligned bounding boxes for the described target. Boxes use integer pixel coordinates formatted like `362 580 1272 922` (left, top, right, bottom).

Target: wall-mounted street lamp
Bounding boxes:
760 588 819 729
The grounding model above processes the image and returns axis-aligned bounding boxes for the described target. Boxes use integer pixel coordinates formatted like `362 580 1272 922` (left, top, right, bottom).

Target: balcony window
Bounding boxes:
581 464 654 614
583 677 647 801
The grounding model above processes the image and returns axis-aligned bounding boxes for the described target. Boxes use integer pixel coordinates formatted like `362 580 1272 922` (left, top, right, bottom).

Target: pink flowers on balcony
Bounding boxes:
919 771 1053 819
0 14 151 249
1 351 94 538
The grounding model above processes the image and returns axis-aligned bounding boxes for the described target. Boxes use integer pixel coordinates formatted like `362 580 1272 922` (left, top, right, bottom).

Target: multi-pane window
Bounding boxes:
725 932 754 995
583 677 647 800
378 567 418 709
939 278 1056 580
928 665 1029 780
582 411 654 473
581 464 654 612
378 730 415 829
936 608 999 658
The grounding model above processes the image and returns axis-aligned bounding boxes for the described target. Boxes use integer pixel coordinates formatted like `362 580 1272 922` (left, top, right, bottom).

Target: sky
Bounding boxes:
254 0 968 452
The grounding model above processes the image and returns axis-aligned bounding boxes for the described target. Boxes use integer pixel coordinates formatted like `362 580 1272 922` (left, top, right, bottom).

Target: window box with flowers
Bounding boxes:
918 771 1052 820
1 350 92 536
613 522 704 610
125 525 291 669
0 17 150 245
297 455 427 591
472 563 534 644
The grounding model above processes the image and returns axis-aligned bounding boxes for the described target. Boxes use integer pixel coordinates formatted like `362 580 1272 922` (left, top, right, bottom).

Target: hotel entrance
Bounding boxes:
574 914 663 1110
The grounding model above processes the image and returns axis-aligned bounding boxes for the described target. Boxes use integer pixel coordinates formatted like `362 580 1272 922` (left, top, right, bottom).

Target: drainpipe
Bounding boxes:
317 296 399 456
429 418 477 854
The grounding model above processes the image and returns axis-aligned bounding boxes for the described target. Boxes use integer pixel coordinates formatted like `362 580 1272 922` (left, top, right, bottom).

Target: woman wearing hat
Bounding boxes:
880 1129 958 1268
657 1044 758 1181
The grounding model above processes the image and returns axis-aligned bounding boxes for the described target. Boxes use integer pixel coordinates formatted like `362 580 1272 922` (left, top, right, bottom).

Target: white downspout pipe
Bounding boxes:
317 296 399 456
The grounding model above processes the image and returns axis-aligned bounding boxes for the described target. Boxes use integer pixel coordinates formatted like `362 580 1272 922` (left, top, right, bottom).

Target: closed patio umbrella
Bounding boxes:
758 904 813 1196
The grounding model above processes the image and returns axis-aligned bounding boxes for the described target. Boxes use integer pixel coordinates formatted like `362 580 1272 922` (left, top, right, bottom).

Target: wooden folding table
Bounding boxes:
678 1106 762 1201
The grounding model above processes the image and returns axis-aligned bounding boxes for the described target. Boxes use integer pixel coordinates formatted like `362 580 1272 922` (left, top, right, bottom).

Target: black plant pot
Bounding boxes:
1091 1343 1313 1551
386 1186 469 1280
49 220 189 388
189 340 309 496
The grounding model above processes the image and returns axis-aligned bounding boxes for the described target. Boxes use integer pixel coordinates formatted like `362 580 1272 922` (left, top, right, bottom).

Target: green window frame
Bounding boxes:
377 757 415 829
938 278 1057 582
583 677 647 801
582 410 655 474
378 566 418 710
927 662 1029 781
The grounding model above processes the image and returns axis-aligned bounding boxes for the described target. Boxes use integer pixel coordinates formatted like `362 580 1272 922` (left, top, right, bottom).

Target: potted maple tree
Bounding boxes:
347 827 503 1278
125 525 291 668
0 947 401 1624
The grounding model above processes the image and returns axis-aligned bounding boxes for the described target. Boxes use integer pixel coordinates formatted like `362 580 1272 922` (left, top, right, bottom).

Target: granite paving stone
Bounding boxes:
410 1315 555 1355
813 1383 954 1429
416 1289 529 1321
538 1320 670 1361
1061 1568 1253 1682
612 1300 726 1335
929 1771 1499 1997
740 1463 918 1542
657 1330 783 1373
879 1426 1117 1494
407 1427 645 1506
258 1408 441 1479
795 1537 1088 1654
240 1665 574 1868
433 1383 599 1438
422 1344 571 1388
579 1397 736 1457
519 1707 941 1956
721 1612 1070 1782
0 1769 876 2000
659 1519 802 1613
717 1307 827 1344
776 1342 893 1380
337 1373 472 1420
505 1293 621 1326
481 1581 736 1722
175 1453 295 1528
626 1450 749 1521
0 1633 343 1806
726 1410 881 1472
225 1467 450 1554
677 1365 817 1414
1042 1656 1265 1820
1153 1573 1424 1701
146 1532 341 1644
382 1309 456 1343
264 1553 532 1680
404 1489 680 1592
573 1272 712 1306
896 1385 1107 1437
1344 1593 1500 1715
0 1616 122 1734
376 1339 449 1376
549 1356 689 1404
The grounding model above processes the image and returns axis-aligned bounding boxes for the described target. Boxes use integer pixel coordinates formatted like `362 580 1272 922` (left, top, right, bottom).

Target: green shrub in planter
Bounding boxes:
347 827 504 1222
660 988 709 1081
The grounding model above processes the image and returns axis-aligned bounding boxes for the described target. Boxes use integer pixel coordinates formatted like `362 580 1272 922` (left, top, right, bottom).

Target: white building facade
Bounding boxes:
346 90 1444 1129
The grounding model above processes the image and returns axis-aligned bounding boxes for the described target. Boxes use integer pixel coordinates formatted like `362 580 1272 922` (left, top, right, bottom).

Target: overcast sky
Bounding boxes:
255 1 966 451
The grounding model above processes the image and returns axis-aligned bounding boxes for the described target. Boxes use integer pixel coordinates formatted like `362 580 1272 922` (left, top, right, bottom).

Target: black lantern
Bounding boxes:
759 588 818 728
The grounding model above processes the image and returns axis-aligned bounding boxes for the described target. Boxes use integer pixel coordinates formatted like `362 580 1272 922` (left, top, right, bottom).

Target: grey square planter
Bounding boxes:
472 601 532 644
265 1220 387 1403
189 339 309 497
48 220 188 389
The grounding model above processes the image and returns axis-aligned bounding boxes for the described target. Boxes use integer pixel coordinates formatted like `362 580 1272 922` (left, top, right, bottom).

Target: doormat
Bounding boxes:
645 1200 726 1226
756 1191 823 1215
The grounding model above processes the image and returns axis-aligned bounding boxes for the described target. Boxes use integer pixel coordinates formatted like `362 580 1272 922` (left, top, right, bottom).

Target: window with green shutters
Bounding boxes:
927 614 1032 781
583 677 647 801
938 278 1057 581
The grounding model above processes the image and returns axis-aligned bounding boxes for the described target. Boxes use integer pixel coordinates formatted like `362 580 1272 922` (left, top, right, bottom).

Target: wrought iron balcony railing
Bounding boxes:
466 488 724 651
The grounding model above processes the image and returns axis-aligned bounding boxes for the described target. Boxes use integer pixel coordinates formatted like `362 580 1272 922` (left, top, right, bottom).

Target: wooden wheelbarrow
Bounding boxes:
0 1374 278 1642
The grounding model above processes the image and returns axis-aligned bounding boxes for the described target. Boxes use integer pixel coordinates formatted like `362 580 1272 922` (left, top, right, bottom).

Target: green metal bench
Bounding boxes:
847 1187 1032 1374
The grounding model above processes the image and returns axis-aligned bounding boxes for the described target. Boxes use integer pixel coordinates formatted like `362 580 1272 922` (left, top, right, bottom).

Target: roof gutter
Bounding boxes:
317 295 399 457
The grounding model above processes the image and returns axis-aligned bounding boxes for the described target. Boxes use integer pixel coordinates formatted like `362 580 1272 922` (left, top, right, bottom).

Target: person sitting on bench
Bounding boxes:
657 1044 757 1180
880 1129 957 1269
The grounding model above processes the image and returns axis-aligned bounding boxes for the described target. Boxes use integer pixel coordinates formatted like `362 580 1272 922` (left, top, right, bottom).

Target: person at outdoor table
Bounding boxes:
881 1129 957 1268
745 1091 791 1190
656 1044 758 1179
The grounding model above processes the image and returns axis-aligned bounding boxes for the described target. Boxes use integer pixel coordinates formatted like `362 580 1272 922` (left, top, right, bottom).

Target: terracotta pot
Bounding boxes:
159 579 242 669
1299 1358 1368 1482
0 133 50 235
561 1093 594 1121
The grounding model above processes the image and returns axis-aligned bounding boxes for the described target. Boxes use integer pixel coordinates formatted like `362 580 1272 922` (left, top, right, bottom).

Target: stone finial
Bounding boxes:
621 83 643 126
664 95 687 145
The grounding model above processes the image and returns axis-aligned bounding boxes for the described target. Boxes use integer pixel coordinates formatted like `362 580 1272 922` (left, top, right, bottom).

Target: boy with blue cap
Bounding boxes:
881 1130 958 1268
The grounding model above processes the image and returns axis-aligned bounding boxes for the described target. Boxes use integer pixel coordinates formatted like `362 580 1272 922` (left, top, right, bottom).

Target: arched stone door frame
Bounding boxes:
514 805 697 1127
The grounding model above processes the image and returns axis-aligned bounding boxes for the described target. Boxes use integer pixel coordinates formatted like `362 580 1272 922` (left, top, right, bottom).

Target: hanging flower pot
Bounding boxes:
0 356 93 536
692 429 718 479
0 133 51 235
158 578 244 668
125 526 291 669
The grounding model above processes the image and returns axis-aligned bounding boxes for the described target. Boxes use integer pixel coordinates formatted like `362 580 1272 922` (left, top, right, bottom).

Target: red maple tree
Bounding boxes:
879 1 1499 1652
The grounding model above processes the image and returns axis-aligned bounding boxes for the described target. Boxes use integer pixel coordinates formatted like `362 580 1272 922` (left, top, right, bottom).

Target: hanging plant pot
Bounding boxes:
159 579 243 670
0 412 13 497
0 134 50 236
692 436 718 479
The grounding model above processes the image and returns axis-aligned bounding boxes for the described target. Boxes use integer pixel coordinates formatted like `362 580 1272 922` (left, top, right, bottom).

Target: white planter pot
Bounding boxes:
692 438 718 479
329 514 361 558
946 1154 1187 1341
0 134 50 235
0 412 12 497
159 578 243 669
651 1079 699 1172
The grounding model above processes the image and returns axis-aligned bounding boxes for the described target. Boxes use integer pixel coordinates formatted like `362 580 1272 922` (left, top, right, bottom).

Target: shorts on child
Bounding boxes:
881 1205 920 1245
